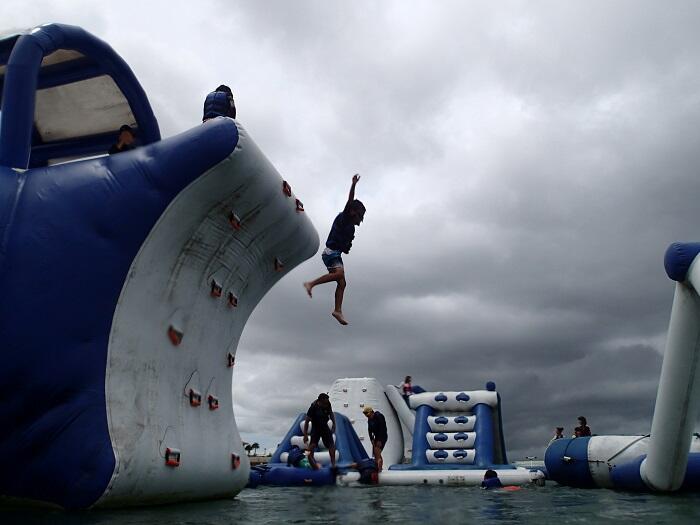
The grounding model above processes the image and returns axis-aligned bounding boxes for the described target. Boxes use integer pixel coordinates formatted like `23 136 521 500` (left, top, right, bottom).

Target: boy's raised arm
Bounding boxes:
347 174 360 205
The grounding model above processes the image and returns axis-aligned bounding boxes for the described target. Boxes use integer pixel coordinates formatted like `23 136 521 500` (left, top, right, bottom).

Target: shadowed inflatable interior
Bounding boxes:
0 24 318 509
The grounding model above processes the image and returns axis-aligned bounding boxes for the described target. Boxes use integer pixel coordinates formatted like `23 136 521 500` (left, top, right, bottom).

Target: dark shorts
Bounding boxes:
311 427 334 449
373 438 387 451
322 249 343 270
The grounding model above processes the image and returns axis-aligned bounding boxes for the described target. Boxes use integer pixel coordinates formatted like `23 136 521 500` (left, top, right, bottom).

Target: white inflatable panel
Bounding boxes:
409 391 497 411
100 122 319 506
338 468 544 487
584 435 700 489
330 378 403 468
290 435 334 450
385 385 415 459
428 415 476 432
281 451 339 465
426 449 475 464
427 432 476 449
298 420 333 433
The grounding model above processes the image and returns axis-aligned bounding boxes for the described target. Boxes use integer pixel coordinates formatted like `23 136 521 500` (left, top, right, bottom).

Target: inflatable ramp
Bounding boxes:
0 24 318 509
249 412 368 486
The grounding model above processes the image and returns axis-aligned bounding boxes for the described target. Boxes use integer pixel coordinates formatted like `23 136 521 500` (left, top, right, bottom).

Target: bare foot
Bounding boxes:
303 282 313 298
332 311 348 325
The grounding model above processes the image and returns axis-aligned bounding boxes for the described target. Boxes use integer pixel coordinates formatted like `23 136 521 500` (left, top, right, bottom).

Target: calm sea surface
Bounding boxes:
2 484 700 524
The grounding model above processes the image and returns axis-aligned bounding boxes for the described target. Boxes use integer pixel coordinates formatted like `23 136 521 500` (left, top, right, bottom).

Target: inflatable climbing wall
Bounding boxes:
0 23 319 509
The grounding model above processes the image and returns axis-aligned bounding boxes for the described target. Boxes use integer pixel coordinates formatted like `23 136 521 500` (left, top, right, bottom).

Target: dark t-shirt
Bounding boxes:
307 401 332 433
574 425 591 437
368 411 387 442
325 209 355 254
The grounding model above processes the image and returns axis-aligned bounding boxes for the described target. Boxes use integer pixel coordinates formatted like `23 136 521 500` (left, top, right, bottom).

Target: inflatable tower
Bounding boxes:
0 24 318 508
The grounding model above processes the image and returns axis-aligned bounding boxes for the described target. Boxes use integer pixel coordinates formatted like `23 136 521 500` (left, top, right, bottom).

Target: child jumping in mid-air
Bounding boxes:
304 174 365 325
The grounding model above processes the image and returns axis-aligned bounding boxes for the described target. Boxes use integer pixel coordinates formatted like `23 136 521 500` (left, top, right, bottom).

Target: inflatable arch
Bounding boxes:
0 24 318 508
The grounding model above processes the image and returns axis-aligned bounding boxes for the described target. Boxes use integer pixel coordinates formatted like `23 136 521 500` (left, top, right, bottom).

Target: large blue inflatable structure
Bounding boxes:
0 24 318 508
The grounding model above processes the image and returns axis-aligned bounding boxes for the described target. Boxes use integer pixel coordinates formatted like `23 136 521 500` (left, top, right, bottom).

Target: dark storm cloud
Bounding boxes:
5 0 700 457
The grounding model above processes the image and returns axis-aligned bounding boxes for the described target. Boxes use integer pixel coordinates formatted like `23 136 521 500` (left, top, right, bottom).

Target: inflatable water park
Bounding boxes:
250 378 545 487
1 22 700 510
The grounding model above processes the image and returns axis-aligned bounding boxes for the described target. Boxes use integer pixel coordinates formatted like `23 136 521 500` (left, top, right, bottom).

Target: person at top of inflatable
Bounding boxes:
574 416 591 437
303 174 365 325
401 375 413 402
548 426 565 446
303 393 337 469
108 124 136 154
202 84 236 122
363 405 387 471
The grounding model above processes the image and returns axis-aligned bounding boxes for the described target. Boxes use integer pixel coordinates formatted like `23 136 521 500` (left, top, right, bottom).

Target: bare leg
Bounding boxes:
331 274 348 325
328 444 337 468
308 442 319 470
373 442 384 471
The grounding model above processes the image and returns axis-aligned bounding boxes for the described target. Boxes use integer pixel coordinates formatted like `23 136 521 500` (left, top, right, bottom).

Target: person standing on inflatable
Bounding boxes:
304 174 365 325
303 393 337 470
363 406 387 471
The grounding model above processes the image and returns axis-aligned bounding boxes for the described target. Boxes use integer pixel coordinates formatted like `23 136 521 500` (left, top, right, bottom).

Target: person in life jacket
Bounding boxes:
202 84 237 121
286 445 306 468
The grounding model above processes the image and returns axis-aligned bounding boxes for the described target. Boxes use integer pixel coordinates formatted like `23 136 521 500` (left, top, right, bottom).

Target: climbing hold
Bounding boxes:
227 353 235 368
189 389 202 407
295 199 304 212
434 450 449 460
282 181 292 197
231 453 241 469
274 257 284 272
453 450 469 459
343 403 349 407
434 433 448 442
455 415 469 424
167 325 183 346
165 448 181 467
434 393 448 403
228 211 242 231
435 416 449 426
208 394 219 410
227 292 238 308
455 433 469 441
456 392 470 403
210 279 223 298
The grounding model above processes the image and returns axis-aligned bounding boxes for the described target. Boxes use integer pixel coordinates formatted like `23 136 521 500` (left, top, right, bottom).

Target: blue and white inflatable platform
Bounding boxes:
256 378 544 487
0 24 318 509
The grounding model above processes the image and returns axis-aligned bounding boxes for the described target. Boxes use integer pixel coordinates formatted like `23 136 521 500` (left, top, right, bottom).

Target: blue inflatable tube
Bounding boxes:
249 464 336 487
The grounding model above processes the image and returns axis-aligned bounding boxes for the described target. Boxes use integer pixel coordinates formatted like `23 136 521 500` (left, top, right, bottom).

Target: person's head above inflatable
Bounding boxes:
202 84 236 121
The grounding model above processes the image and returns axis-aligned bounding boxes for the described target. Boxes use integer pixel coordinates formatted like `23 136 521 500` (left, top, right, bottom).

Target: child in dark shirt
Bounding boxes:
304 174 365 325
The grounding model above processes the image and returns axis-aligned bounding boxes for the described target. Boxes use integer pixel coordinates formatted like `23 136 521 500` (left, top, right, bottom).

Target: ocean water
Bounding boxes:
2 484 700 525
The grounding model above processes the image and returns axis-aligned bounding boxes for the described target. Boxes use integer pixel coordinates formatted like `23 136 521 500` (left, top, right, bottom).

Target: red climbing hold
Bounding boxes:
165 448 181 467
296 199 304 212
189 388 202 407
168 325 183 346
231 453 241 469
227 292 238 308
211 280 223 298
227 352 236 368
282 181 292 197
228 211 242 231
208 394 220 410
274 257 284 272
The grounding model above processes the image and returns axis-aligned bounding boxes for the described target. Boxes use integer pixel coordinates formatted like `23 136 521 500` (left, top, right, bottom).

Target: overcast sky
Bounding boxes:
6 0 700 459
